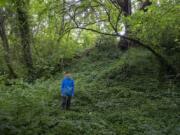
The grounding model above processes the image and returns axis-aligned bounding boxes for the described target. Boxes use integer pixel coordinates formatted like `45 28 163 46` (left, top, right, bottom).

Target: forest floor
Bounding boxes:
0 47 180 135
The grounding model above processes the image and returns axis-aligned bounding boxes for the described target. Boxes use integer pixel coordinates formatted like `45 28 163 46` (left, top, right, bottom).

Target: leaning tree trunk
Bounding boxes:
0 9 17 78
15 0 34 79
122 36 177 76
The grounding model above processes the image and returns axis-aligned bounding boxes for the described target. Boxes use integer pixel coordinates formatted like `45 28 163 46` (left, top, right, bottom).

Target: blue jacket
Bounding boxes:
61 77 74 96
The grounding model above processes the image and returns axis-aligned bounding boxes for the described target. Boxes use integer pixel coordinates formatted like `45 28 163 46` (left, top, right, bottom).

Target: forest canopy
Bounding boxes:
0 0 179 80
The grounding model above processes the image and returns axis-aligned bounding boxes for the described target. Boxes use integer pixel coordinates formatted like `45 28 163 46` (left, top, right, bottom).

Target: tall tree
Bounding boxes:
60 0 66 35
109 0 132 49
0 9 17 78
15 0 34 78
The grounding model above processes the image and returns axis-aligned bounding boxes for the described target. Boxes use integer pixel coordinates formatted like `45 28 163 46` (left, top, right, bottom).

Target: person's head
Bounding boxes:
64 71 71 78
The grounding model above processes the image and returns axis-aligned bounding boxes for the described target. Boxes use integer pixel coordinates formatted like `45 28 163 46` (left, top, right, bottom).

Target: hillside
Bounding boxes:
0 47 180 135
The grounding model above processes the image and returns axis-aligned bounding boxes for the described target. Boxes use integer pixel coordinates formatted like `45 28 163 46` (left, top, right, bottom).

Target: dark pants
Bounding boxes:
61 96 71 110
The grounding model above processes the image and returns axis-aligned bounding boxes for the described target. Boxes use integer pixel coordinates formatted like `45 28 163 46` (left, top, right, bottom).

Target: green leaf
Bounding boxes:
0 0 13 7
0 0 6 7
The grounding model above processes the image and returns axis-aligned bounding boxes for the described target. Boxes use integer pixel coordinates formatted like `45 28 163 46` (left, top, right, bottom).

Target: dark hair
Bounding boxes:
64 71 70 75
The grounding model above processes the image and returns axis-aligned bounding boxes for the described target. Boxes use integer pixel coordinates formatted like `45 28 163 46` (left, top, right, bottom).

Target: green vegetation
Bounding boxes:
0 0 180 135
0 45 179 135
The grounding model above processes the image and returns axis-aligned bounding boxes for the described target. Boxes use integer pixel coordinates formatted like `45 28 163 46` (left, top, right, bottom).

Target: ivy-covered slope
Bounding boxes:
0 47 179 135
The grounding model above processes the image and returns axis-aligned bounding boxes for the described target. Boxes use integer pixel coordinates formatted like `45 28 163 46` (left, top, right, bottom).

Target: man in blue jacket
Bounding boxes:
60 71 74 110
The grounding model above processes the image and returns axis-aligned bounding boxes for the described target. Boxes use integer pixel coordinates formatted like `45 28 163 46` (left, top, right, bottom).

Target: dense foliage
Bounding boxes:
0 46 180 135
129 1 180 72
0 0 179 135
0 0 179 78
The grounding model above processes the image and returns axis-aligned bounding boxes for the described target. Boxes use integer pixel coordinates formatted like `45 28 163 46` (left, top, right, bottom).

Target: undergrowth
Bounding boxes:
0 47 179 135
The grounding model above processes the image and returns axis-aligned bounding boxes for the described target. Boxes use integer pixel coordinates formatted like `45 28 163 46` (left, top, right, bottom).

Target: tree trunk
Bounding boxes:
60 0 65 35
15 0 34 79
57 0 66 42
112 0 132 49
0 9 17 78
